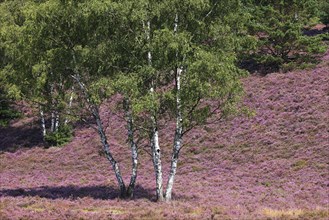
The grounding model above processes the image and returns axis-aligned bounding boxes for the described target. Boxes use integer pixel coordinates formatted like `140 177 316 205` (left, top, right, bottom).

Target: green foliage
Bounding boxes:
0 0 110 139
103 1 249 136
318 0 329 25
0 2 22 127
89 77 115 105
0 98 21 127
1 0 250 133
44 125 73 147
291 159 308 171
243 0 326 72
0 0 255 200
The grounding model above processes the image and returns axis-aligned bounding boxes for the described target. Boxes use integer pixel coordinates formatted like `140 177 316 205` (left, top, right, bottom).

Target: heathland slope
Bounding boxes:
0 51 328 219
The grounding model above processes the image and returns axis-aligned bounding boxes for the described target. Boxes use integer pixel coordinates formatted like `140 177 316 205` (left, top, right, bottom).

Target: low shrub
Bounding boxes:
44 125 73 147
0 100 21 127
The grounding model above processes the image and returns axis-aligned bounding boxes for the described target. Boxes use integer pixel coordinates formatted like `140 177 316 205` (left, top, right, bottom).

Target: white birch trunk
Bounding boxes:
55 112 59 131
151 118 164 201
55 80 63 131
94 110 126 198
73 73 126 197
64 87 74 125
39 106 46 139
165 67 183 201
50 112 55 132
124 99 138 198
149 114 164 201
165 13 183 201
50 82 56 133
145 20 164 201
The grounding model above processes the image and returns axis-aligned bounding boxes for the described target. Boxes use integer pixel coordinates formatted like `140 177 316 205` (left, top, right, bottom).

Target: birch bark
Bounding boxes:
165 14 183 201
55 112 59 131
39 106 46 139
94 108 126 198
165 67 183 201
124 98 138 198
73 73 126 198
50 112 55 132
145 20 164 201
50 82 56 133
151 116 164 201
64 86 74 125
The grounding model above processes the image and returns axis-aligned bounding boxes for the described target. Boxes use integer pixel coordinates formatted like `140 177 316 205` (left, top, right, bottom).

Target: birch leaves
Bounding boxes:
0 0 246 201
122 0 245 201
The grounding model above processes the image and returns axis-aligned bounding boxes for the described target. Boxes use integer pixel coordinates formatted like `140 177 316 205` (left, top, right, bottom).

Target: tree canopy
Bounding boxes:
0 0 327 201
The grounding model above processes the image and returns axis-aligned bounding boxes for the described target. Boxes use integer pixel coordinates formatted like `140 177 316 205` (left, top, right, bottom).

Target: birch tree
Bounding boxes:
1 0 248 201
0 0 140 197
41 0 141 197
116 0 247 201
0 0 77 144
163 0 248 200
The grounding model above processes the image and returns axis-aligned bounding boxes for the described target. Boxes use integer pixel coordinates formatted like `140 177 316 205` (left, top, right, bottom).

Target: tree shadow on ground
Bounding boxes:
0 184 155 201
238 59 280 75
0 122 44 153
303 25 329 36
0 117 94 153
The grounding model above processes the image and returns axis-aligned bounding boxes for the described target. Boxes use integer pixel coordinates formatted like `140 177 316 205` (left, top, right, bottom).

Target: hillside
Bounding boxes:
0 51 328 219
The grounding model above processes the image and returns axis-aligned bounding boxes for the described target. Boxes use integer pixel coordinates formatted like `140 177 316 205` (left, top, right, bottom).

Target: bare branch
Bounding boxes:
140 145 153 158
204 1 219 19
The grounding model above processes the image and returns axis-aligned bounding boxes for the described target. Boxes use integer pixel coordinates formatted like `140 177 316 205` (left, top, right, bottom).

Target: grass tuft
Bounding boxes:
291 160 308 171
262 208 304 218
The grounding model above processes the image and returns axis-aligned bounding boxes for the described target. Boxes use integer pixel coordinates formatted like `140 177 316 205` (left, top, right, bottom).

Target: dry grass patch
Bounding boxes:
81 207 124 215
262 208 304 219
262 207 329 219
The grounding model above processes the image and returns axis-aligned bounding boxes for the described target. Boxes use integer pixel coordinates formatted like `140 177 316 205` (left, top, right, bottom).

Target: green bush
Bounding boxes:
0 98 21 127
319 0 329 25
243 0 327 72
44 125 73 146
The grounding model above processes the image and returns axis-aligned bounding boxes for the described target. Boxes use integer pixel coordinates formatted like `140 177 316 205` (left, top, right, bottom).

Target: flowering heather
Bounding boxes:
1 51 329 219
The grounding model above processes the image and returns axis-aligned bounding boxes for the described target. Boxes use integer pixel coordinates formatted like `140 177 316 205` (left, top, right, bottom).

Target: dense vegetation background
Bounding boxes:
0 0 328 219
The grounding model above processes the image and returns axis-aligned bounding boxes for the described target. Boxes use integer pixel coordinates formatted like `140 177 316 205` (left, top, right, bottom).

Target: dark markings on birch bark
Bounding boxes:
144 19 164 202
150 121 164 201
72 73 126 198
124 98 138 198
165 67 183 201
165 14 183 201
39 105 46 140
65 86 74 125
